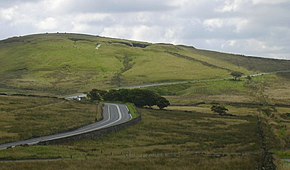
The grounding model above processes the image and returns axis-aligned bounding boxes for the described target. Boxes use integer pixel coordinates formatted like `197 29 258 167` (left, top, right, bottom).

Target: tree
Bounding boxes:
246 75 252 81
211 105 228 116
100 88 170 108
87 89 107 101
127 89 159 107
156 97 170 109
230 71 243 81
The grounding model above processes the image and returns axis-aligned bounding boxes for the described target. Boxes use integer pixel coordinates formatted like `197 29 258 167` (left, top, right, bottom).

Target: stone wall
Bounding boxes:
38 116 142 145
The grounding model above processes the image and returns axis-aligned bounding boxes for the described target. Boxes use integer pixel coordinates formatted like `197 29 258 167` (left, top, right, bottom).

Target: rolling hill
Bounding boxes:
0 33 290 95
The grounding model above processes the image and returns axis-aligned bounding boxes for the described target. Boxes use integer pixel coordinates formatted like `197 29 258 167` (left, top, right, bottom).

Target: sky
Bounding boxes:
0 0 290 59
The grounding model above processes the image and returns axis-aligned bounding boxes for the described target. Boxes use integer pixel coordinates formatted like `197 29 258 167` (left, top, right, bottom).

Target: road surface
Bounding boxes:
0 103 131 150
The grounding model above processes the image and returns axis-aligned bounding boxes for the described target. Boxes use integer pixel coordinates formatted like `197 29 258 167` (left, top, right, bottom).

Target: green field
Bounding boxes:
1 33 290 96
145 73 290 106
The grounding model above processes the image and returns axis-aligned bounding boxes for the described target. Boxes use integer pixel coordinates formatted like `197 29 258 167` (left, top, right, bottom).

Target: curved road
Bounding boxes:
0 103 131 150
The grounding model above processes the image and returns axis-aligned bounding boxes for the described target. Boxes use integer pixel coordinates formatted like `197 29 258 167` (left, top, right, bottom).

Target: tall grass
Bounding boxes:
0 109 264 169
0 96 95 144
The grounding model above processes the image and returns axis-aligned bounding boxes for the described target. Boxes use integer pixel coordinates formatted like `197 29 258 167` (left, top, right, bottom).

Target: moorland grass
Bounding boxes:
0 96 95 144
0 109 264 169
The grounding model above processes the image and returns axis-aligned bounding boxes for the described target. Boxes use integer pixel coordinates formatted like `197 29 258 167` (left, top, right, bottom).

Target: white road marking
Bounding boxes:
101 104 122 128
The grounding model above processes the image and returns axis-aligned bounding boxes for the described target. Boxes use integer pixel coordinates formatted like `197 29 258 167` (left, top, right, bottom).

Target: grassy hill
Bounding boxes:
1 33 290 95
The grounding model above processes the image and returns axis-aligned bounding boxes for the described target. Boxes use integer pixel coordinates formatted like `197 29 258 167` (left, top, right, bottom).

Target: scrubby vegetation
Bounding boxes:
0 95 95 144
0 109 267 170
211 104 229 116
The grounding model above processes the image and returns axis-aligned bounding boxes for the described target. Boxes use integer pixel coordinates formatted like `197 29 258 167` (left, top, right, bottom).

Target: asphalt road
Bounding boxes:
0 103 131 150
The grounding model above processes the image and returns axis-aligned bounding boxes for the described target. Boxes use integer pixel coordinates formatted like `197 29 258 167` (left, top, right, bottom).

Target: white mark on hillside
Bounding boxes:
96 44 101 50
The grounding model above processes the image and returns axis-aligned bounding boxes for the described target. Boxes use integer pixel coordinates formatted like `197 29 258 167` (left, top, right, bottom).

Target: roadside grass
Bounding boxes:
126 103 139 119
0 96 95 144
95 102 104 121
0 109 263 169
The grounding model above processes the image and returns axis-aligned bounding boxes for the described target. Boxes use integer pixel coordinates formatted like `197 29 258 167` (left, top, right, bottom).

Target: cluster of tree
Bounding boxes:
87 88 170 109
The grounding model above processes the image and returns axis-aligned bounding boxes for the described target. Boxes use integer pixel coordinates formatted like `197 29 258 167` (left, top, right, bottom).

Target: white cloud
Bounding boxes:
0 6 18 21
252 0 289 5
0 0 290 59
37 17 58 30
218 0 245 12
203 19 224 31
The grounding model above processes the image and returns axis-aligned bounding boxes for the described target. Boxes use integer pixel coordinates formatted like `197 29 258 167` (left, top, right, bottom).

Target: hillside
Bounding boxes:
1 33 290 95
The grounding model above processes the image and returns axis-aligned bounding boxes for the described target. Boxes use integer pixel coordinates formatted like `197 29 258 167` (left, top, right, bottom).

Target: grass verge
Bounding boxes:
95 102 104 121
126 103 139 119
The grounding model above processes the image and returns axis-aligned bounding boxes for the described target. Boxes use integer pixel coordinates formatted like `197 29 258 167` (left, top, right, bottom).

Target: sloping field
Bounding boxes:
1 33 290 95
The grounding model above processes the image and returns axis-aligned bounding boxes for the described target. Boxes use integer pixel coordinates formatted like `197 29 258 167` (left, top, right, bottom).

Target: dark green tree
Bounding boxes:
230 71 244 81
101 88 169 108
127 89 158 107
156 97 170 109
87 89 107 101
211 105 228 116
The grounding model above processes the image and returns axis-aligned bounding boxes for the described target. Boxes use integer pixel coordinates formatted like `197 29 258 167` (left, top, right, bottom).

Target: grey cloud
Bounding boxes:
57 0 176 13
0 0 289 59
0 0 41 7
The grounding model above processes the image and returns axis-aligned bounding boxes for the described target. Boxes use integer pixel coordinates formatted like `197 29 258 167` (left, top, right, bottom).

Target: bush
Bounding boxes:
156 97 170 109
211 104 228 116
230 71 243 81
